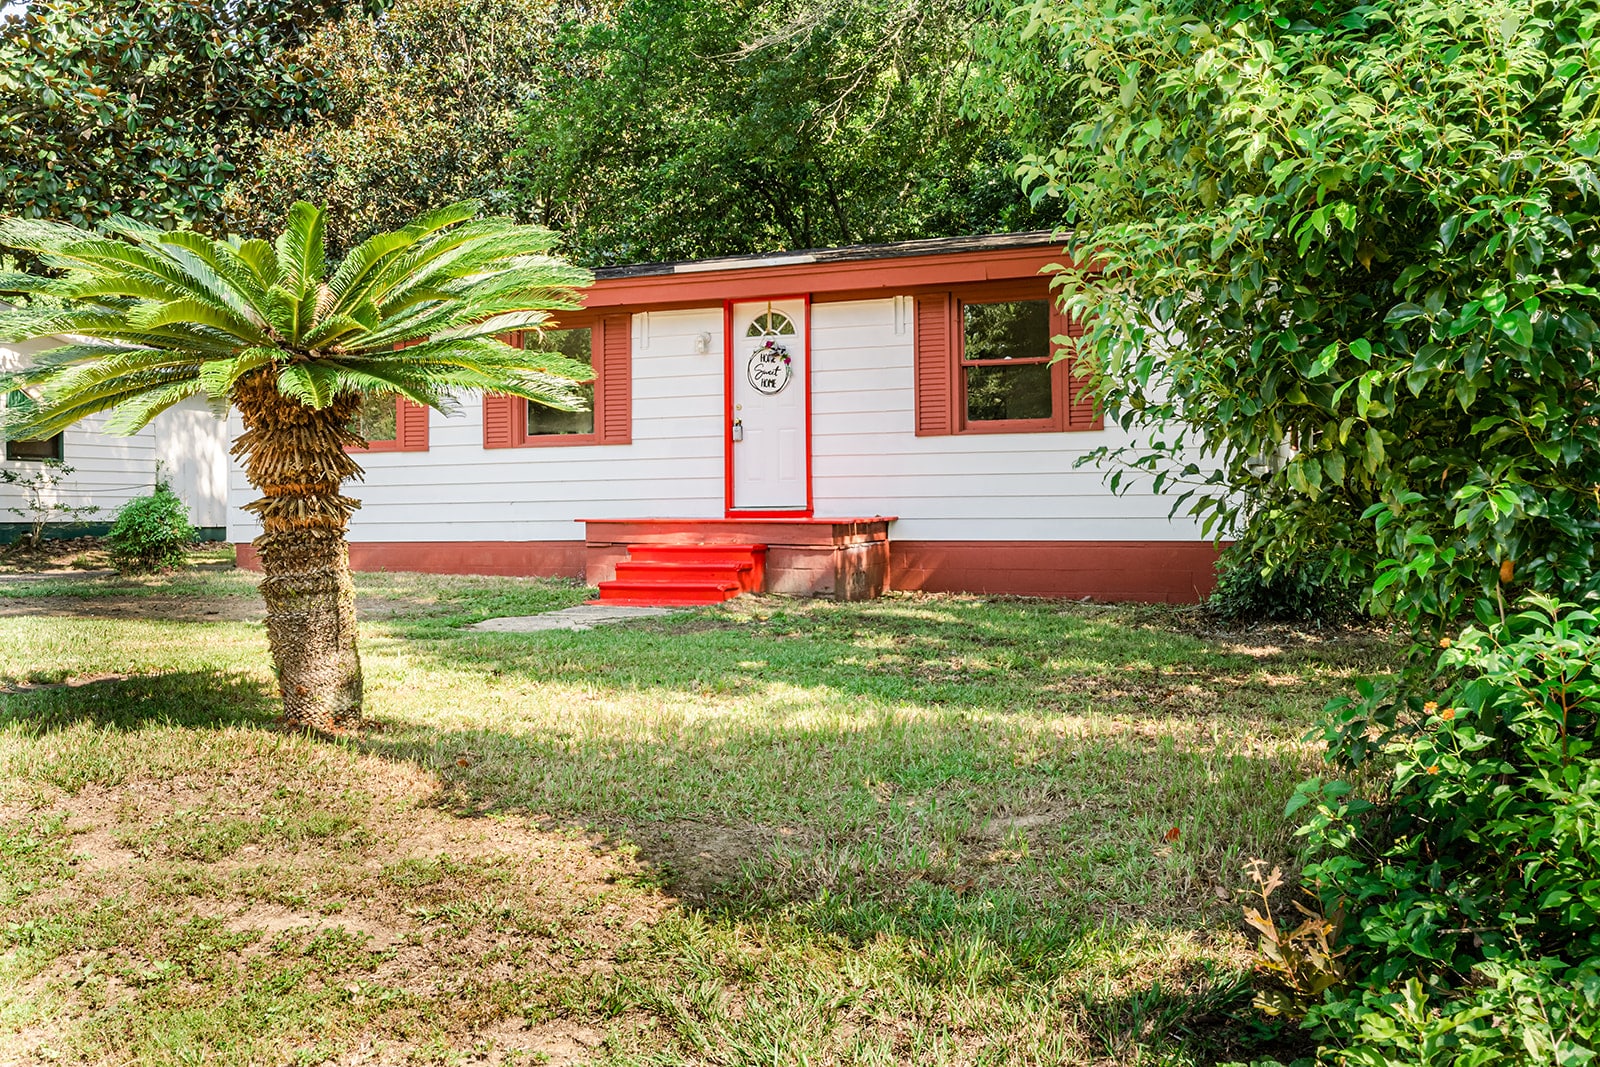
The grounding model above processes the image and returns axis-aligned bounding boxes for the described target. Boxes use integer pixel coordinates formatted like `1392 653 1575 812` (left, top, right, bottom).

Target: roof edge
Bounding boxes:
591 231 1062 281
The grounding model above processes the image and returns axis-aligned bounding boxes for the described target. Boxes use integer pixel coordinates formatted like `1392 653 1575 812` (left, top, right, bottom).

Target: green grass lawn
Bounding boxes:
0 569 1395 1065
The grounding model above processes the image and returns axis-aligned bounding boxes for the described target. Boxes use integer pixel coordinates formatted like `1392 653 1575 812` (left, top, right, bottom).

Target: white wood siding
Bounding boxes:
2 337 229 530
808 299 1205 542
225 300 1206 545
227 309 727 543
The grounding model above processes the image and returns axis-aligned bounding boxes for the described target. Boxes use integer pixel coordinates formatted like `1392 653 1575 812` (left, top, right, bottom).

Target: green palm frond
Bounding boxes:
229 239 280 289
277 361 341 409
0 201 593 433
275 203 327 300
198 349 280 401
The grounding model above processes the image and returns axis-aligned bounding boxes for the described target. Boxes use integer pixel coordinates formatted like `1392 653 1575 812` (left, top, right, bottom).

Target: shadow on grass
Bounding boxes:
387 595 1389 722
0 670 282 735
0 602 1346 1064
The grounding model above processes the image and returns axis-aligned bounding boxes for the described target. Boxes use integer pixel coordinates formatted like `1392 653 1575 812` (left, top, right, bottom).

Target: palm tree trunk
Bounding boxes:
232 372 367 732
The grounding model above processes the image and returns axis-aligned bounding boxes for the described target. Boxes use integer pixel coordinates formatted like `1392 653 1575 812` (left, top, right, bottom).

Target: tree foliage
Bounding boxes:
982 0 1600 1056
0 0 370 231
1295 598 1600 1064
514 0 1054 264
0 202 592 730
225 0 567 258
996 0 1600 634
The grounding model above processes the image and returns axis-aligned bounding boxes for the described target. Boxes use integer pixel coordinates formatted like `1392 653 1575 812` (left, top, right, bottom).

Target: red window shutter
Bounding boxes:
483 330 534 448
913 293 955 436
595 313 632 445
483 394 517 448
396 399 429 451
1058 313 1104 430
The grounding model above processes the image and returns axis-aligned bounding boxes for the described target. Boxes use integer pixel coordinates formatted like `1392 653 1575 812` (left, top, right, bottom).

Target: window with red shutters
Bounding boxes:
483 314 632 448
348 394 430 453
347 340 431 453
347 340 428 454
913 284 1101 436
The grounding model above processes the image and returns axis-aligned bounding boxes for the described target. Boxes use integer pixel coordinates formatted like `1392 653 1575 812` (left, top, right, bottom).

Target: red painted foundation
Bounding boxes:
890 540 1220 603
233 540 586 579
235 535 1218 602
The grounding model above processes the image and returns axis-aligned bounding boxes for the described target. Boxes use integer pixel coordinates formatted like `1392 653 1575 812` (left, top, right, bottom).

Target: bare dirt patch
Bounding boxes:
633 819 810 903
4 754 674 1065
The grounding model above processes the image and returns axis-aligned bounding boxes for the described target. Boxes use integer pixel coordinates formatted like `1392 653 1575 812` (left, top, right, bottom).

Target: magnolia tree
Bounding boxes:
0 203 592 731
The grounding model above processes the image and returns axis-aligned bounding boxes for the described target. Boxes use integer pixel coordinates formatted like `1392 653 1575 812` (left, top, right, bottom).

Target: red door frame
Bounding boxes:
723 294 814 518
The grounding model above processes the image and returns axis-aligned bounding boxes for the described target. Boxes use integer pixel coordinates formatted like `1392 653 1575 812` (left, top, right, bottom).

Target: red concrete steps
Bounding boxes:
593 543 767 606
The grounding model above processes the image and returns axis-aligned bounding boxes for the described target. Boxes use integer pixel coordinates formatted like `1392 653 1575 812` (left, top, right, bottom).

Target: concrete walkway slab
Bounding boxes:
467 604 681 633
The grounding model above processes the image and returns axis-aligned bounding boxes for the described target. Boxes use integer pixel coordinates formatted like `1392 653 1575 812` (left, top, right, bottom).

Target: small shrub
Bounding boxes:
1240 860 1347 1019
1278 596 1600 1064
1209 547 1360 625
107 483 194 573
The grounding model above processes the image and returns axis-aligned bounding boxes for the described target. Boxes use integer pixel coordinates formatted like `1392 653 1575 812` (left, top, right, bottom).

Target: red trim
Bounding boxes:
579 516 895 529
580 245 1076 311
723 295 814 518
234 535 1218 602
234 540 586 578
891 540 1220 603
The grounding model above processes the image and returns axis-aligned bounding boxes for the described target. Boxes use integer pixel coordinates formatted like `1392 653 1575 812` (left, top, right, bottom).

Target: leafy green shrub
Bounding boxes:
1210 547 1359 625
1283 597 1600 1064
106 484 195 574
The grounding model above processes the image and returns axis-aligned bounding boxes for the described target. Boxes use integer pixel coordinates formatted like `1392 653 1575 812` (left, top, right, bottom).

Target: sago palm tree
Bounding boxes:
0 202 592 732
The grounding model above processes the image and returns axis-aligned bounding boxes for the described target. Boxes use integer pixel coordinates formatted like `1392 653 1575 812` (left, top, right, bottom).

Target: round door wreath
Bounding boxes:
746 338 793 395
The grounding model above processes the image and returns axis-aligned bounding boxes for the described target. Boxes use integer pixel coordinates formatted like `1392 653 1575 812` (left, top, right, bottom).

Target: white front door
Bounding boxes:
730 299 809 511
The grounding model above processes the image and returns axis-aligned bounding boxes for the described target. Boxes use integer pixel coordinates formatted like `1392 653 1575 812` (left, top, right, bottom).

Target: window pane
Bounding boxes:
966 364 1053 422
350 393 397 442
3 390 62 460
525 328 595 437
747 312 795 336
526 326 594 364
5 434 63 462
963 300 1049 363
528 382 596 436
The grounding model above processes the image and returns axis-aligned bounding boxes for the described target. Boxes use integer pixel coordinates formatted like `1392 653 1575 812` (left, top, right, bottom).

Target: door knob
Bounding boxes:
731 418 744 442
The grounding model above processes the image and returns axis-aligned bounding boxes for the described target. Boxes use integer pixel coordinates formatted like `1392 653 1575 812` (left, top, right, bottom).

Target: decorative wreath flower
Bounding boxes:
757 338 792 364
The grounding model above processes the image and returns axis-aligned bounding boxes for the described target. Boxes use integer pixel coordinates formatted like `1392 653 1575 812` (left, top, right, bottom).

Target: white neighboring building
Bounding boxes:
228 233 1218 602
1 332 229 543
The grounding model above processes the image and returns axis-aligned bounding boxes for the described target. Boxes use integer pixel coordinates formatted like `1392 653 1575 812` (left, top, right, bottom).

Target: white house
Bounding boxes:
1 332 229 543
229 233 1217 603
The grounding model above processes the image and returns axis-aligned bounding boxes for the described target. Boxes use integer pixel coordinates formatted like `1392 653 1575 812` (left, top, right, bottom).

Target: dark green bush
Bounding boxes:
1286 597 1600 1063
107 484 195 573
1209 548 1359 625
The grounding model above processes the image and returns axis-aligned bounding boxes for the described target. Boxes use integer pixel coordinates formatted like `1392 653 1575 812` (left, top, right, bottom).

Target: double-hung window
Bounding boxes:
913 285 1101 436
483 314 632 448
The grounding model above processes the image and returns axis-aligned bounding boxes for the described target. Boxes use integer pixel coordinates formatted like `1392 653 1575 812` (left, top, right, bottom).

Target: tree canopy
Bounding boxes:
515 0 1054 265
0 0 377 232
225 0 568 260
993 0 1600 633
